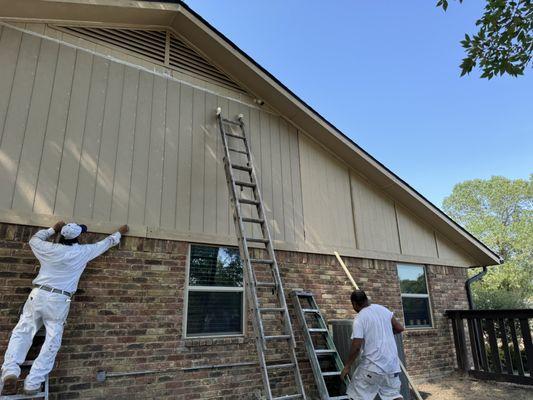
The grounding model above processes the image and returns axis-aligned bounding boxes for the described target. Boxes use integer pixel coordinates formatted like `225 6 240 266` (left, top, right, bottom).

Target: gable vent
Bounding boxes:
53 25 245 92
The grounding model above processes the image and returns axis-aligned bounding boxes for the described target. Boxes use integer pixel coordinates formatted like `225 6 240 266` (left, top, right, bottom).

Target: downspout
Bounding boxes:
465 266 487 309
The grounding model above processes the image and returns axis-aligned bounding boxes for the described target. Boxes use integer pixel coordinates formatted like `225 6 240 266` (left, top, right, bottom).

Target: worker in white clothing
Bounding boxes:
341 290 405 400
0 221 128 395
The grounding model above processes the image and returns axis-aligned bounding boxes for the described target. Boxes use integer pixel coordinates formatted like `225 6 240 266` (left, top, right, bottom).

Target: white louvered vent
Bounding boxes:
53 25 245 92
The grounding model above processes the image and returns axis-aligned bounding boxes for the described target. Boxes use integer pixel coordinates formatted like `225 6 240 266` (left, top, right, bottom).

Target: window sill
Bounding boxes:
403 328 437 337
183 334 248 347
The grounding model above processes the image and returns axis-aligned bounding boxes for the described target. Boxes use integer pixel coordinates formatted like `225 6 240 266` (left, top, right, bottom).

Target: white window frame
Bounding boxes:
183 244 246 339
397 263 433 329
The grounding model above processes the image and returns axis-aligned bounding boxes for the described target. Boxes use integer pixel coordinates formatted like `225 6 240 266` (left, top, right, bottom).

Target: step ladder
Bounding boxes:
216 108 306 400
0 361 49 400
292 290 349 400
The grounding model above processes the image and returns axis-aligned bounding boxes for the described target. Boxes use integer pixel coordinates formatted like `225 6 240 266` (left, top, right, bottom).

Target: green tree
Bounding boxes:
437 0 533 78
443 175 533 309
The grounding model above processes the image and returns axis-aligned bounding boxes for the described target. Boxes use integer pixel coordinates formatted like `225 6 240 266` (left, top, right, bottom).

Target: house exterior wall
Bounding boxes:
0 23 479 268
0 222 468 399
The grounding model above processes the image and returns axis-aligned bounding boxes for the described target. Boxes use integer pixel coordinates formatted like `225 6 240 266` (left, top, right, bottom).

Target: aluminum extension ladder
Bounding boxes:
0 361 49 400
292 290 349 400
216 109 306 400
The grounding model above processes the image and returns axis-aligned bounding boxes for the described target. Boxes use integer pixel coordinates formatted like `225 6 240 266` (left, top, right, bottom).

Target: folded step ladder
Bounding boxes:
292 290 350 400
0 361 49 400
216 109 306 400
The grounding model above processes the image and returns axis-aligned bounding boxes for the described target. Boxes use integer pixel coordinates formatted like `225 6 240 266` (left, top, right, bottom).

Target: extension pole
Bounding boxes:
334 251 423 400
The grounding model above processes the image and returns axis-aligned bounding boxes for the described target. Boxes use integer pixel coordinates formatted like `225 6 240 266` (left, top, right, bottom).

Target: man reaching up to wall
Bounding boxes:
341 290 405 400
1 221 128 395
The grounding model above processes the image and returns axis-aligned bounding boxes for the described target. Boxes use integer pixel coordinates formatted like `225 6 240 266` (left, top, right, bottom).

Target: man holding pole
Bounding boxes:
340 290 405 400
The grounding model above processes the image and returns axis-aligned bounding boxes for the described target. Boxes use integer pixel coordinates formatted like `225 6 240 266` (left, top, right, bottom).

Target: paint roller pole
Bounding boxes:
333 251 423 400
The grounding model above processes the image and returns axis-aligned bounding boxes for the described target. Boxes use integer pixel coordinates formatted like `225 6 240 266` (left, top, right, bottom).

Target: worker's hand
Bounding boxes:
118 224 129 235
340 365 350 381
53 221 66 232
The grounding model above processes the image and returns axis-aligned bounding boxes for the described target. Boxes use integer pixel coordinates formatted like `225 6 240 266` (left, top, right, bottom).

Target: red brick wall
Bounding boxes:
0 223 468 398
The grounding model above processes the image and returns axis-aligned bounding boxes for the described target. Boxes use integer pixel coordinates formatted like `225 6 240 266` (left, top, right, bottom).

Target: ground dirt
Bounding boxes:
416 373 532 400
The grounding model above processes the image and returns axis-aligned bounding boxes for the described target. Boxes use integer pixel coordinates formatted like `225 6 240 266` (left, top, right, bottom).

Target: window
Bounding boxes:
184 245 244 337
397 264 432 328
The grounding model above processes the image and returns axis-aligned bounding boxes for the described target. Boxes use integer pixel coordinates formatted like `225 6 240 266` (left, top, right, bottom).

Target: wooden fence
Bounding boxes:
446 309 533 385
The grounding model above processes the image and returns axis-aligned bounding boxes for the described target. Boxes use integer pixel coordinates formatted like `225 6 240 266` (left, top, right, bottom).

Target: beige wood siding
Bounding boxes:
299 135 356 251
0 25 480 267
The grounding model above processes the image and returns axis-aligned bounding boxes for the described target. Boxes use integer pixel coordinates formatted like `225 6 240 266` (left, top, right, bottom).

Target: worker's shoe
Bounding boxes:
23 383 41 395
1 374 18 395
2 374 17 385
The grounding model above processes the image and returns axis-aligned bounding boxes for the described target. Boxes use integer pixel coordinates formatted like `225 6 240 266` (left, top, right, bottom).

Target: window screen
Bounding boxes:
185 245 244 337
397 264 432 328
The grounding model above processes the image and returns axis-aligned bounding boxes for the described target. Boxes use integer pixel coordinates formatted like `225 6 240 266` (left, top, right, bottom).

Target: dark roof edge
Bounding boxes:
177 1 501 265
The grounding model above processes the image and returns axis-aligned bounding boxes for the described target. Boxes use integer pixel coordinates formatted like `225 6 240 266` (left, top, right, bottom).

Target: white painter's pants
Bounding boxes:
1 288 70 388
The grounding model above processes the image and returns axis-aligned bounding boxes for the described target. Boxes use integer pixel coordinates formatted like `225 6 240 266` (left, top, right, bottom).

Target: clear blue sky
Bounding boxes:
185 0 533 207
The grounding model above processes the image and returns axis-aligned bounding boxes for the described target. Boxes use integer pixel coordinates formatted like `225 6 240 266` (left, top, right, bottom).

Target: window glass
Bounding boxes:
397 264 432 328
185 245 244 337
186 291 243 335
189 245 242 287
398 264 427 294
401 297 432 328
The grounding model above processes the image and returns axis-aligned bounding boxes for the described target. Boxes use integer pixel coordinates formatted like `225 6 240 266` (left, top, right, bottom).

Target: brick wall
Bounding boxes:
0 223 468 399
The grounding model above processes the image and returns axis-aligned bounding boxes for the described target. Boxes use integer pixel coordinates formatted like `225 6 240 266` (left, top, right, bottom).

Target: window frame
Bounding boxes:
183 244 246 339
397 263 433 330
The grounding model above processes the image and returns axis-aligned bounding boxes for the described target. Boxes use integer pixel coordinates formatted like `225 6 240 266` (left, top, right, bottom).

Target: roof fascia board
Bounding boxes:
173 6 500 266
0 0 177 27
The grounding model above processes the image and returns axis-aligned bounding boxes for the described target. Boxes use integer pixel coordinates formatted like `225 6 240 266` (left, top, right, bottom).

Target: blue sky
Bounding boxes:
185 0 533 207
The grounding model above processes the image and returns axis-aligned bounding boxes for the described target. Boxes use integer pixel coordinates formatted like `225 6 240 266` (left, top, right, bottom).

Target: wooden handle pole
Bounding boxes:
334 251 423 400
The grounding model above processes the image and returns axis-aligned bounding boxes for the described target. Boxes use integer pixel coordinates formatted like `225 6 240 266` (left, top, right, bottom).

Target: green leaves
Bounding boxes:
443 175 533 309
437 0 532 79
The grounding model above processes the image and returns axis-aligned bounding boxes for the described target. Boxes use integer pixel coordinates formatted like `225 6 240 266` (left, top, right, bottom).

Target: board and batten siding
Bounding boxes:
0 25 478 267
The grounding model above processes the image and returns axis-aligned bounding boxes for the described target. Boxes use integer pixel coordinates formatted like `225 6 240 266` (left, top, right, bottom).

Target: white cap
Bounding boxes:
60 223 87 239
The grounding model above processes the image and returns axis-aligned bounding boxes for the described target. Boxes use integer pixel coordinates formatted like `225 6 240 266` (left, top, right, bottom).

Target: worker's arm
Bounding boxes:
392 316 405 334
29 221 65 253
340 338 363 381
82 225 128 261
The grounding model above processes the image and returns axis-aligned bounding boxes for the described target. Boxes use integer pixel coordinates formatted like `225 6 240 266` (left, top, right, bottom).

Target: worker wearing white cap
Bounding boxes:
0 221 129 395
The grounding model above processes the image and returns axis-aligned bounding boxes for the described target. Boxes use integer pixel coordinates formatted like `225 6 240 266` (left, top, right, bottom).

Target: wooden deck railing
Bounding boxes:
446 309 533 385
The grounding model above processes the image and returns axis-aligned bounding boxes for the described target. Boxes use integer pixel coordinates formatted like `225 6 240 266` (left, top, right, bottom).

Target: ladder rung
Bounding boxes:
295 292 313 297
231 163 252 172
1 393 47 400
228 147 248 155
266 363 294 370
264 335 291 341
309 328 328 333
250 258 274 264
321 371 341 376
329 397 350 400
259 307 285 313
315 349 336 355
273 395 303 400
235 180 256 188
238 198 260 205
256 281 276 288
222 118 241 126
302 308 320 313
246 237 269 244
226 132 246 140
242 217 264 224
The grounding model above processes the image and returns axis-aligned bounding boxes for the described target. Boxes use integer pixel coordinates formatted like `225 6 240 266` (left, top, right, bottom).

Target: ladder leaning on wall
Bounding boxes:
216 108 306 400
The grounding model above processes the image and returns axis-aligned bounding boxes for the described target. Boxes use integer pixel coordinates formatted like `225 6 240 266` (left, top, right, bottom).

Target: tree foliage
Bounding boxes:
443 175 533 309
437 0 533 78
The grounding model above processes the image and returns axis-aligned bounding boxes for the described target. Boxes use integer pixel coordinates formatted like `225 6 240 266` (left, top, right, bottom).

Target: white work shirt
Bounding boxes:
29 227 121 293
351 304 400 375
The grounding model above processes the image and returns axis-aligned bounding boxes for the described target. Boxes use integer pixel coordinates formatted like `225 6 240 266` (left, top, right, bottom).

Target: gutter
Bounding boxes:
465 267 488 309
